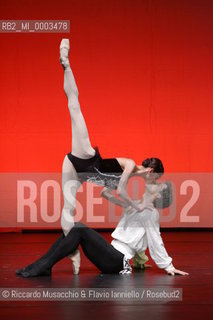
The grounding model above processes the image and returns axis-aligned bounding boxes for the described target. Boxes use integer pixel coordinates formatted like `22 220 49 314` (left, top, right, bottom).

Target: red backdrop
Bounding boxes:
0 0 213 229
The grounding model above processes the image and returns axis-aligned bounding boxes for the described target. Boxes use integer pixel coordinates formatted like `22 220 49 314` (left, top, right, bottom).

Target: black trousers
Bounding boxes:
31 223 124 274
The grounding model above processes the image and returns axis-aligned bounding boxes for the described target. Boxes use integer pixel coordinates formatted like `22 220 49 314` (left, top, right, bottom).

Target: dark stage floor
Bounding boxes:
0 231 212 320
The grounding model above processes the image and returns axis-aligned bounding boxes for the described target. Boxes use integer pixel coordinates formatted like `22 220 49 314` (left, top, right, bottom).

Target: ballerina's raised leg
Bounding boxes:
60 39 95 159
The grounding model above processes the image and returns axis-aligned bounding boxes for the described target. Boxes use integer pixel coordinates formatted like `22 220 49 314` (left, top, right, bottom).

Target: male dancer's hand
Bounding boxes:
168 268 189 276
133 197 154 213
125 201 153 214
137 202 154 212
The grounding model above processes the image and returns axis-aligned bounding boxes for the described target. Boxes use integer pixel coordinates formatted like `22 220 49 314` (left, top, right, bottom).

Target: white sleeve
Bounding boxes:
141 210 175 272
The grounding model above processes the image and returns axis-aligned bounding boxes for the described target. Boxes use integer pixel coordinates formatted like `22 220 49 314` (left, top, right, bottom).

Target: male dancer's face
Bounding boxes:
146 183 167 198
145 183 167 202
143 170 161 183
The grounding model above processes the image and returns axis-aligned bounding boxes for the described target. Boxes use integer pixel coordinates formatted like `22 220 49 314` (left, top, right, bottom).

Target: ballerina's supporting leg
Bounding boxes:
61 154 81 236
57 149 82 273
17 223 124 277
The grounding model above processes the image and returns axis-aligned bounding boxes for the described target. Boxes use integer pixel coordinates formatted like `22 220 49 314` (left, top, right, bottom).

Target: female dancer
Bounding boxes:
59 39 165 237
16 180 189 277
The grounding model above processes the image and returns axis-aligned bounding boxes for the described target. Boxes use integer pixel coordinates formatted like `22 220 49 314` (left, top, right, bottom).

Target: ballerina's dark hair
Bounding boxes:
142 157 164 178
154 181 173 209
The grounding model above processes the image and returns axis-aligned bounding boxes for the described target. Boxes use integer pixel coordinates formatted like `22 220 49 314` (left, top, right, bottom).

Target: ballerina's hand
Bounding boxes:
168 268 189 276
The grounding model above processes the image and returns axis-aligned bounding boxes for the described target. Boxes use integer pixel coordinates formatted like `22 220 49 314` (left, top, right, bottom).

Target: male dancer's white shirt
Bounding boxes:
111 205 174 273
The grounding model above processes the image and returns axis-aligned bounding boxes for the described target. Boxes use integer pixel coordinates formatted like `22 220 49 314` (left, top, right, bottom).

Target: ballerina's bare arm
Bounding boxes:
101 187 129 208
115 157 151 211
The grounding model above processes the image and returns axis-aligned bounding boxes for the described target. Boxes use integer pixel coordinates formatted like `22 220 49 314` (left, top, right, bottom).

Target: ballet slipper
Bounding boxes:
68 249 81 275
16 264 35 275
16 258 46 275
17 259 52 277
20 268 52 278
16 268 26 275
16 266 33 275
59 39 70 68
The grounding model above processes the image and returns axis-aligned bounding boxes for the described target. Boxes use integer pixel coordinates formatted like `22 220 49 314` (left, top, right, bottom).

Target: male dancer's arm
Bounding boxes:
101 187 128 208
102 187 150 268
141 209 189 276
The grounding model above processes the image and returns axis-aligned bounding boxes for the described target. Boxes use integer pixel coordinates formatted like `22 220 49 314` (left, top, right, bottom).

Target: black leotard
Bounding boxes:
67 148 123 189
